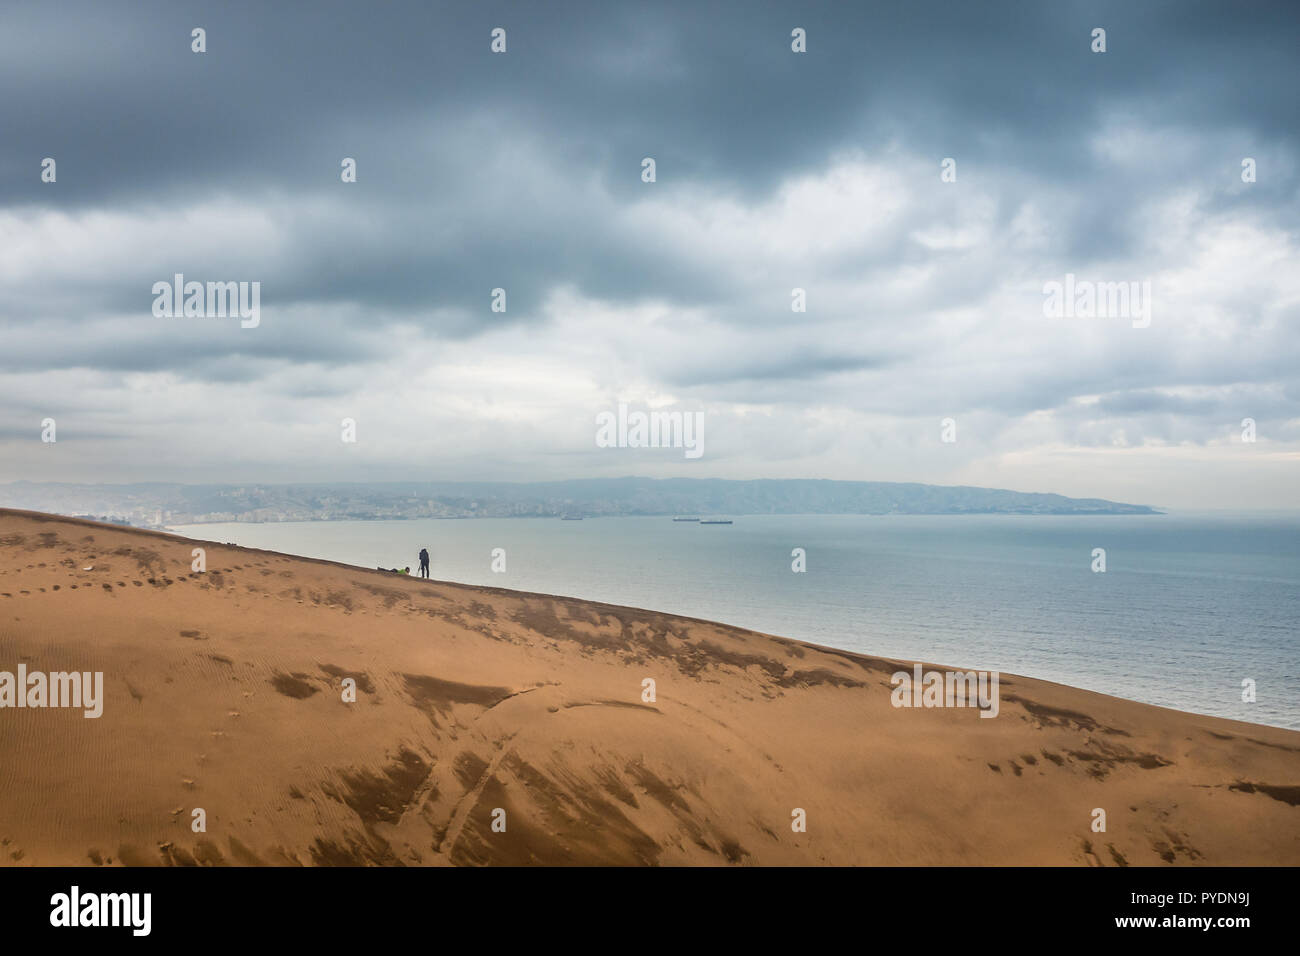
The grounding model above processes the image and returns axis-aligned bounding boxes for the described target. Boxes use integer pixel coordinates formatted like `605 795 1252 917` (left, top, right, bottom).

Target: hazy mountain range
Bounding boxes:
0 478 1161 527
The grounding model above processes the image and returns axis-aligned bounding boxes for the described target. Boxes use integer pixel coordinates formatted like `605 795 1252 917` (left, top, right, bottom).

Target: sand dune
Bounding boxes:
0 509 1296 866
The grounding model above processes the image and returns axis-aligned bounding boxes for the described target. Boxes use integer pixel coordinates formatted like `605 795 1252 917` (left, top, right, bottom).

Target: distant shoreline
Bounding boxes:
0 476 1163 528
164 509 1165 530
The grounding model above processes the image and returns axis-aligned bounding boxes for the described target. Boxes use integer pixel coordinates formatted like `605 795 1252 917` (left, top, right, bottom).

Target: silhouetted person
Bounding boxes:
418 548 430 579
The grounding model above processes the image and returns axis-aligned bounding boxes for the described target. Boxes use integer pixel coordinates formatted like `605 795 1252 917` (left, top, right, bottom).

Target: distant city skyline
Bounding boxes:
2 1 1298 509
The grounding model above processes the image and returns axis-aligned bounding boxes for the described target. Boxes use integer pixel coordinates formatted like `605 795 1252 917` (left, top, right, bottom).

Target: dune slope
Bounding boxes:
0 510 1297 866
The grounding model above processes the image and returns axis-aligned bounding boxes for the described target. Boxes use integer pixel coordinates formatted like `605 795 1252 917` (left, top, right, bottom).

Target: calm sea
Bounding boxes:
173 513 1300 730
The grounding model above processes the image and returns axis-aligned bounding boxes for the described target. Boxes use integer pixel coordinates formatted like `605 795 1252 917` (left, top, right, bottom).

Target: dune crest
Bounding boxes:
0 509 1296 866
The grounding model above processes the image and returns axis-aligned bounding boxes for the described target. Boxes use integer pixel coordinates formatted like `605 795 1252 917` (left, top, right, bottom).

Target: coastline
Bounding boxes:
2 509 1297 866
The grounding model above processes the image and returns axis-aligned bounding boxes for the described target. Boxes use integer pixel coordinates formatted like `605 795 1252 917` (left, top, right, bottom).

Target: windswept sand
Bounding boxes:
0 509 1296 866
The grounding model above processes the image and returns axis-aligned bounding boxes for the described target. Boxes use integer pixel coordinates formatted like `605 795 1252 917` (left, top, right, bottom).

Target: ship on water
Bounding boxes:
672 516 700 522
700 519 733 525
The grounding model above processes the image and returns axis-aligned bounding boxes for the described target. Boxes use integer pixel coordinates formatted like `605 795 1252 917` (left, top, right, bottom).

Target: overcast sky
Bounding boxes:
2 0 1297 509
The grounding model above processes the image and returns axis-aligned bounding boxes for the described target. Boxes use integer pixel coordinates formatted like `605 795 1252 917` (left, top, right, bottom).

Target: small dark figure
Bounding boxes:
418 548 430 579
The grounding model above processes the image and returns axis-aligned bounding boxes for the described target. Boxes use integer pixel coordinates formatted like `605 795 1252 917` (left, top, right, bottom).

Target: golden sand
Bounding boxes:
0 509 1296 866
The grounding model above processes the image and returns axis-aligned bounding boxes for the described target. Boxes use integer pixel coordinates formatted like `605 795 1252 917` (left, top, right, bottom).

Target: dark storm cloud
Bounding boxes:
3 0 1295 338
6 0 1296 202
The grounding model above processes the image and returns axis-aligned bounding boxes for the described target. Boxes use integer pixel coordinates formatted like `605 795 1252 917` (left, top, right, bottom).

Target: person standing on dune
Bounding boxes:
418 547 430 579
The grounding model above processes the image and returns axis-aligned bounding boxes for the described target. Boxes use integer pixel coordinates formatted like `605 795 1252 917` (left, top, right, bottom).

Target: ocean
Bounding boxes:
172 513 1300 730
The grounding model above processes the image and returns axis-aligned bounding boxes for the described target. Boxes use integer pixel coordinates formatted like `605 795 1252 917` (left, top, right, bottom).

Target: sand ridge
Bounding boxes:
0 509 1297 866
